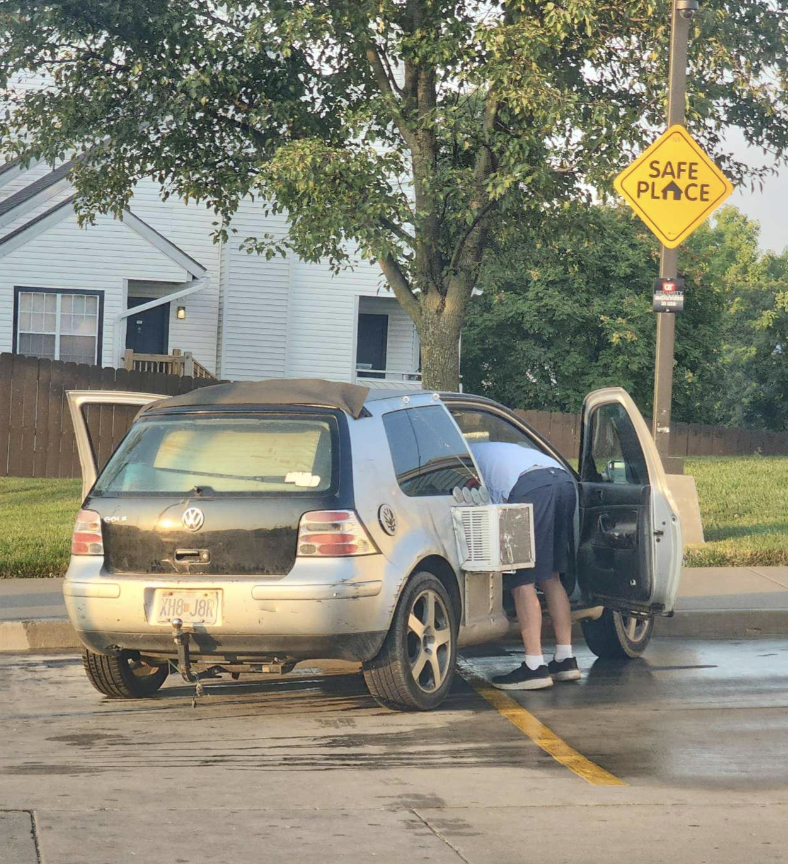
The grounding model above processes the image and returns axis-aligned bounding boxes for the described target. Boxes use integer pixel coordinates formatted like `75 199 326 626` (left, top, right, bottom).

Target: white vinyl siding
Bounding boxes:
0 151 420 384
0 211 186 364
284 256 400 382
218 200 291 380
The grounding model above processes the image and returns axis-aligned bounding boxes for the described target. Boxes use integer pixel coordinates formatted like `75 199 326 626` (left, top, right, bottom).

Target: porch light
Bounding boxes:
176 306 186 320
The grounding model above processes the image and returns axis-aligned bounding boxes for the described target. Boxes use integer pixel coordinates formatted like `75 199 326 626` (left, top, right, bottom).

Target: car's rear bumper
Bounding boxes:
64 556 396 663
74 628 387 662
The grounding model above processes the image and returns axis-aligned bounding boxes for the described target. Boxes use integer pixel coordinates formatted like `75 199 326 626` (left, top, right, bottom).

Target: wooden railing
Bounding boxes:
122 348 214 379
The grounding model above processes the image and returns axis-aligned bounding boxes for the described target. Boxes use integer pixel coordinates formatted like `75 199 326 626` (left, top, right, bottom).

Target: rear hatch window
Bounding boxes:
94 414 335 496
87 412 344 577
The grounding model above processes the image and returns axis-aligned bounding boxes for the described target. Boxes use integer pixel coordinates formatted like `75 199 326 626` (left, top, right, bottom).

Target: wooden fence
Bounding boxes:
0 353 216 479
1 352 787 479
515 410 788 460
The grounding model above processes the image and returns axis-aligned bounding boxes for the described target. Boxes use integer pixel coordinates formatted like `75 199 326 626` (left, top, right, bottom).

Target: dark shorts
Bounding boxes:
505 468 576 588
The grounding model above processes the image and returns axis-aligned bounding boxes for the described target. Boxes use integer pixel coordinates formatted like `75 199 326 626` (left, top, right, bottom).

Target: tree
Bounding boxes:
691 207 788 430
2 1 788 389
461 203 728 421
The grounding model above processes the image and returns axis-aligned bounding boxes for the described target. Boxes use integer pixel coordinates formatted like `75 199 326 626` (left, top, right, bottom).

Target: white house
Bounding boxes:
0 155 421 386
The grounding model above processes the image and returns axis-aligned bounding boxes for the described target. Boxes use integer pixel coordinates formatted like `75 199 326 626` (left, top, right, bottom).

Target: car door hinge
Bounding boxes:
653 529 665 537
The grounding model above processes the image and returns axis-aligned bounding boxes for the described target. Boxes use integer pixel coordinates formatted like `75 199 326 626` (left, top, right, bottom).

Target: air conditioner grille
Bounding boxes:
460 508 492 564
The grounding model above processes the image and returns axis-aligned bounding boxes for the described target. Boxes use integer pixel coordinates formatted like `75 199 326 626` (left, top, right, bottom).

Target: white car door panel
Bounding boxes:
66 390 163 500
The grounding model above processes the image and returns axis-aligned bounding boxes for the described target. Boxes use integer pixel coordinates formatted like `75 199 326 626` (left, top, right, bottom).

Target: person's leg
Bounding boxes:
541 570 581 681
492 470 557 690
512 582 543 658
539 573 572 647
492 577 553 689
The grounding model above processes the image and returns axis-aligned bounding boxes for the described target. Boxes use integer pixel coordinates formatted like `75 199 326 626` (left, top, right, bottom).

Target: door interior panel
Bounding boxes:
578 397 655 610
578 483 652 604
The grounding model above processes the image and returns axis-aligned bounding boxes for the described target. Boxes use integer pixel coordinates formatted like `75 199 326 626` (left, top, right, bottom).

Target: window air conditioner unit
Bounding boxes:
452 504 535 572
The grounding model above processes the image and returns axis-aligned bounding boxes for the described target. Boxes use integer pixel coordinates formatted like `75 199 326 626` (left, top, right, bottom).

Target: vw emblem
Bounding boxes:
182 507 205 532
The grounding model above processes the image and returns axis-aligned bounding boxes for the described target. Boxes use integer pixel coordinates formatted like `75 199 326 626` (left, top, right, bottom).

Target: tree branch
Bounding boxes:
378 44 403 96
364 43 415 150
447 198 497 275
378 254 422 323
381 217 415 247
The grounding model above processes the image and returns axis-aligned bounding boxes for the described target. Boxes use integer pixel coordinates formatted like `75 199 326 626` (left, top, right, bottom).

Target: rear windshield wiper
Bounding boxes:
153 466 286 484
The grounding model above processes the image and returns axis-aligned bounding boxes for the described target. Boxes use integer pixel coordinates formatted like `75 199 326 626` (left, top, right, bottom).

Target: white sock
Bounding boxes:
554 644 573 662
524 654 545 671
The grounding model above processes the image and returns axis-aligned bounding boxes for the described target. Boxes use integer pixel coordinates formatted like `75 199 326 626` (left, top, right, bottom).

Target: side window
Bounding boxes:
581 403 648 486
451 408 540 450
383 406 480 497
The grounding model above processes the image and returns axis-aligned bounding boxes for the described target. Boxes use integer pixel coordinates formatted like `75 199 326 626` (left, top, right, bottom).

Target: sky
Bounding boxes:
729 130 788 254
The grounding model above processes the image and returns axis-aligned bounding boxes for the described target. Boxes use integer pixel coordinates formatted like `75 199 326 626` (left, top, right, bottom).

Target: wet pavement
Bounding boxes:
1 638 787 863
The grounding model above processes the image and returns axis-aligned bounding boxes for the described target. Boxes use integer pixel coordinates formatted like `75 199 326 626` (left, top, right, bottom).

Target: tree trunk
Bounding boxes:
417 309 463 392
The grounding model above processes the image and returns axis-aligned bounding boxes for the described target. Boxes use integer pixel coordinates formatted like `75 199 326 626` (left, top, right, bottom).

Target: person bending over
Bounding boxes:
471 441 581 690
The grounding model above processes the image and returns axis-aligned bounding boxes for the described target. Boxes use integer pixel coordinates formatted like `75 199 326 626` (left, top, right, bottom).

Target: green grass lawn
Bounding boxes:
683 456 788 568
0 478 81 578
0 456 786 577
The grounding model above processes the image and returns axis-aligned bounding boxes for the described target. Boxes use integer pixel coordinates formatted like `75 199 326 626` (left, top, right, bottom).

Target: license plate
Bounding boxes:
155 590 220 625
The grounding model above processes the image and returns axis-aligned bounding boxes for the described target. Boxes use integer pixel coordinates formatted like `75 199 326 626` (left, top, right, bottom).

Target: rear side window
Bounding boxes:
383 406 480 497
92 413 336 496
451 408 540 450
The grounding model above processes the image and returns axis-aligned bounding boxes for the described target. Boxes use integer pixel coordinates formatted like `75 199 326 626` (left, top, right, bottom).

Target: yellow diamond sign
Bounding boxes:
614 125 734 249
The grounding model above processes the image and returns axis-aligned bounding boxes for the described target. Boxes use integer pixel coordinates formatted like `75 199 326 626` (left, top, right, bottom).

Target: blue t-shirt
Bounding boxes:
471 442 566 504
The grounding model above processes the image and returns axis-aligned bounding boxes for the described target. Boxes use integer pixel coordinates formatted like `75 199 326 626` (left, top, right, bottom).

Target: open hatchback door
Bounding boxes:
67 390 163 500
577 388 683 616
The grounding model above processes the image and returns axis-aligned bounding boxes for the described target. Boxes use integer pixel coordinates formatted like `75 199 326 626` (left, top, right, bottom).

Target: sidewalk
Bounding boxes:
1 568 787 651
655 566 788 638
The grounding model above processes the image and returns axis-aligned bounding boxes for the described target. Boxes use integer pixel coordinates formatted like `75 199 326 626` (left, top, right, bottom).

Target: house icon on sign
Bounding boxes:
662 181 683 201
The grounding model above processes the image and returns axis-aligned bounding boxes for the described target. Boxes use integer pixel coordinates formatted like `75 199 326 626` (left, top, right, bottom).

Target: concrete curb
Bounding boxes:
0 619 82 653
655 610 788 640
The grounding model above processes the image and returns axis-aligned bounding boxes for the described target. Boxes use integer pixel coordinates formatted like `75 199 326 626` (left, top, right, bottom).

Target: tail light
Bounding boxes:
71 509 104 556
297 510 379 558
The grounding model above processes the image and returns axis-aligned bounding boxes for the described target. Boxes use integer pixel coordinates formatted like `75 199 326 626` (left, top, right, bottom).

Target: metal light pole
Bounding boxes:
652 0 697 470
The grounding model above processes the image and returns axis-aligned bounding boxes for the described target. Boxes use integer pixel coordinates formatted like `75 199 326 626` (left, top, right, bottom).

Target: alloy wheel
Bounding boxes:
406 589 452 693
618 613 650 644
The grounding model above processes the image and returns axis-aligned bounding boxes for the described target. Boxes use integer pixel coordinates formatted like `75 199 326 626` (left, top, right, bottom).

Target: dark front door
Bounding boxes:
356 313 388 379
125 297 169 355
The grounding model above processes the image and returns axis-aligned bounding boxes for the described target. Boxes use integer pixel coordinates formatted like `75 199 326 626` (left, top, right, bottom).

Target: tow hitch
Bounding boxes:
171 618 205 707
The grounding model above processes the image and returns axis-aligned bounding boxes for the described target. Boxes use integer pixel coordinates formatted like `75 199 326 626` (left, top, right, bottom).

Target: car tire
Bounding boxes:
82 649 169 698
581 609 654 659
362 571 458 712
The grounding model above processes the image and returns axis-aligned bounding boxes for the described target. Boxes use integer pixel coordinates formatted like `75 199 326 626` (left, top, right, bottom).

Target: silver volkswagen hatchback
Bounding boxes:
65 380 682 711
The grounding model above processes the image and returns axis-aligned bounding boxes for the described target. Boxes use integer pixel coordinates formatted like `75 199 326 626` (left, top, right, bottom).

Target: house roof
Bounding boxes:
0 159 75 218
140 380 372 419
0 188 207 279
121 209 207 277
0 155 21 177
0 193 76 250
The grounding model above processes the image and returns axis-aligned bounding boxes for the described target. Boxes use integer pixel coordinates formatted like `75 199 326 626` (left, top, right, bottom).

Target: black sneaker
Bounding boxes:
492 663 553 691
548 657 581 682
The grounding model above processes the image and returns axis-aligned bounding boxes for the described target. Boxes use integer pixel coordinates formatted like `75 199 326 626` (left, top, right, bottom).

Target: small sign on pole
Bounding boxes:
653 277 685 313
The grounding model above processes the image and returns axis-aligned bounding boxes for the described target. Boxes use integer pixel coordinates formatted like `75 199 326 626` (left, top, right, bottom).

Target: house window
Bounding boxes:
15 289 103 365
356 313 388 379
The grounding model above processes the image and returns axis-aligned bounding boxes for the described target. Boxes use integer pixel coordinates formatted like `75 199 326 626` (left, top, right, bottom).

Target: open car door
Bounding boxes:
577 388 683 615
67 390 163 501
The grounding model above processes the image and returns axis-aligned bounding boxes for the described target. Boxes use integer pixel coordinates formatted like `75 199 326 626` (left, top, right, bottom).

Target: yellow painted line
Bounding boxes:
459 663 627 787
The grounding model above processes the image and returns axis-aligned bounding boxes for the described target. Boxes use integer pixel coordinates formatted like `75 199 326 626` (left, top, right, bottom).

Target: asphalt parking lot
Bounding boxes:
2 638 788 864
